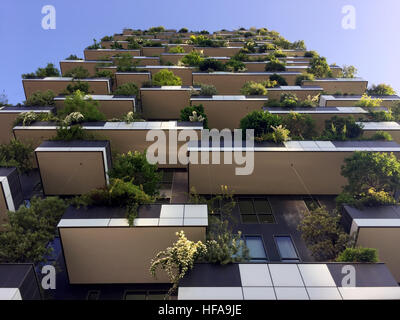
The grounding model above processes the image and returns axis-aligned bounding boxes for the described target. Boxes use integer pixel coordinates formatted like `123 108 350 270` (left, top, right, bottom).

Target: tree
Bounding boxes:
340 65 357 78
22 63 60 79
63 66 90 79
24 90 55 106
338 152 400 207
295 73 314 86
240 81 267 95
298 206 351 261
180 50 204 67
367 84 396 96
109 150 162 196
150 231 207 296
113 82 139 96
307 56 332 78
0 139 33 173
321 116 364 141
282 112 316 140
152 69 182 86
0 197 67 264
336 247 378 263
240 110 282 139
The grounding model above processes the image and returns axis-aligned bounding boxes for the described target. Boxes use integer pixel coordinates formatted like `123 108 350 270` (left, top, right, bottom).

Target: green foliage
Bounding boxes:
269 125 290 143
24 90 55 106
109 151 162 196
224 59 246 72
94 69 114 79
240 110 282 139
22 63 60 79
304 50 319 58
168 46 185 53
142 40 163 47
367 84 396 96
295 73 315 86
127 38 141 49
101 35 113 42
336 247 378 263
123 111 144 123
280 92 299 108
58 90 105 122
0 139 33 173
52 125 94 141
0 197 67 263
269 73 288 86
148 26 165 33
181 50 205 67
87 39 101 49
180 104 208 128
308 56 332 78
193 83 218 96
321 116 364 141
298 206 351 261
65 54 82 60
265 58 286 72
199 59 225 72
115 53 139 72
240 81 267 95
189 35 226 47
338 152 400 208
178 28 188 33
340 65 358 78
63 66 90 79
355 94 383 108
110 41 123 49
152 69 182 86
371 131 393 141
282 112 316 140
113 82 139 96
63 81 91 95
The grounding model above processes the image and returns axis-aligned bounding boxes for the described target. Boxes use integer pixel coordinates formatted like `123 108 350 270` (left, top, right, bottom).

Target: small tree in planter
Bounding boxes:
240 110 284 142
336 247 378 263
152 69 182 86
113 82 139 96
150 231 207 297
367 83 396 96
22 63 60 79
308 56 332 78
180 104 208 128
240 81 267 95
63 66 90 79
24 90 56 106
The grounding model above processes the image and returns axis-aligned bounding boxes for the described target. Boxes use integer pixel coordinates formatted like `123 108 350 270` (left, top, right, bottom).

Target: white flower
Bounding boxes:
64 112 84 125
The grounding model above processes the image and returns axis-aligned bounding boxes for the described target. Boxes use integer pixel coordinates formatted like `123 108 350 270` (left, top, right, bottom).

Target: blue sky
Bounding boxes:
0 0 399 104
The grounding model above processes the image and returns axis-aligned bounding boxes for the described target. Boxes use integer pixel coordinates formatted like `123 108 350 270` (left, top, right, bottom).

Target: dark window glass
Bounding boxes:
245 236 268 262
275 236 299 262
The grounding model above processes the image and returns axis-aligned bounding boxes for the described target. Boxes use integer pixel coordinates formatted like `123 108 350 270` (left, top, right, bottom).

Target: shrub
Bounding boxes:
240 81 267 95
110 41 123 49
371 131 393 141
189 35 225 47
64 112 84 125
180 50 204 67
265 58 286 72
101 35 113 42
282 112 316 140
304 50 319 58
148 26 165 33
86 39 101 49
263 80 279 88
127 38 141 49
58 90 105 121
180 104 208 128
152 69 182 86
0 196 67 263
63 66 90 79
308 56 332 78
280 93 299 108
178 28 188 33
295 73 315 86
321 116 363 141
0 139 33 173
22 63 60 79
52 125 93 141
199 59 225 72
115 53 138 72
224 60 246 72
65 54 82 60
63 81 91 95
124 111 144 123
269 125 290 143
340 65 358 78
94 69 114 79
24 90 55 106
367 84 396 96
355 94 382 108
14 111 38 126
142 40 163 47
298 206 351 261
336 247 378 263
193 83 218 96
109 151 162 196
113 82 139 96
168 46 185 53
269 73 288 86
240 110 282 139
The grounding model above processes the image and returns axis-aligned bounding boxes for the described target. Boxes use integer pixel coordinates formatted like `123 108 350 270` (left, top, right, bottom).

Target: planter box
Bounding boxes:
14 121 202 168
282 49 307 57
360 122 400 143
0 167 23 225
192 72 301 94
160 53 186 65
342 205 400 282
0 106 55 144
140 86 197 119
191 95 268 130
58 204 207 284
59 60 113 77
22 77 111 99
35 140 111 195
267 86 323 101
268 107 369 133
111 56 160 66
319 95 400 107
101 41 129 49
54 95 136 119
115 72 151 88
83 49 141 60
302 78 368 95
188 140 400 195
194 47 241 57
164 44 195 53
140 46 166 56
137 66 194 86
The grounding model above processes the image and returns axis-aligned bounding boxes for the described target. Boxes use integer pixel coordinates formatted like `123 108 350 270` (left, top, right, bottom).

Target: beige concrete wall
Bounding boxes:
60 226 205 284
0 113 19 144
197 47 241 57
141 47 166 56
167 44 195 53
23 79 110 99
54 99 134 119
363 130 400 144
193 73 298 94
115 73 151 88
357 227 400 282
325 99 397 108
36 151 107 195
244 62 267 72
188 151 400 195
60 61 110 77
302 80 367 95
160 54 186 65
283 50 306 57
13 128 57 151
0 184 8 227
146 68 193 86
101 41 129 49
141 90 192 119
84 49 141 60
193 99 265 130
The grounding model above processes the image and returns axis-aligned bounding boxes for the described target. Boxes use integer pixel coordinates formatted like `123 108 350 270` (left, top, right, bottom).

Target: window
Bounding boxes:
238 197 275 224
245 236 268 262
124 290 167 300
86 290 100 300
159 170 174 189
274 236 300 262
303 197 321 211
